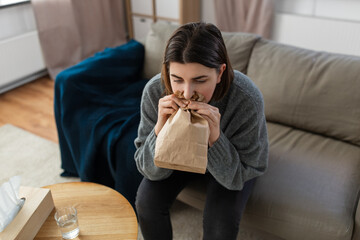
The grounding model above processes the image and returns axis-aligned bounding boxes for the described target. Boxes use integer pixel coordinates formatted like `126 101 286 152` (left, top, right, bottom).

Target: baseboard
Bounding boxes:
0 69 48 94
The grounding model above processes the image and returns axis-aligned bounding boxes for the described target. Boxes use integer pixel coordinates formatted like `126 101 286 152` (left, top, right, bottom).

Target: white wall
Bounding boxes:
201 0 360 56
273 0 360 56
275 0 360 22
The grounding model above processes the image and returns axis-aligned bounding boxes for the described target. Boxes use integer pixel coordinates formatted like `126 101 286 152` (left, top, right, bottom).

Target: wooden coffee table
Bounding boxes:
34 182 138 239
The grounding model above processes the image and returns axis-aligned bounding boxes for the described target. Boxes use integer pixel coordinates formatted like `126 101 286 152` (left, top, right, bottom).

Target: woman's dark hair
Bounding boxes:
161 22 234 101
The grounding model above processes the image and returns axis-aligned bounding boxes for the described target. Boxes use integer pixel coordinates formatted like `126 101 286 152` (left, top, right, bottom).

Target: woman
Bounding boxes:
134 22 268 240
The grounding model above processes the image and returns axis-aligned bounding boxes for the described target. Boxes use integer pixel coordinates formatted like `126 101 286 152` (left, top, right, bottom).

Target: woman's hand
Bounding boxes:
187 101 221 147
155 94 188 136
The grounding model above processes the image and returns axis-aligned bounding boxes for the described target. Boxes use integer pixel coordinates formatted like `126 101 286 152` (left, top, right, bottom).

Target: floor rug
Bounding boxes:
0 124 79 187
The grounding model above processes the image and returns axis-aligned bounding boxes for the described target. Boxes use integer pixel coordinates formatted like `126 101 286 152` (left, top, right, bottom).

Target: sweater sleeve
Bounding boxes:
207 73 269 191
134 76 173 180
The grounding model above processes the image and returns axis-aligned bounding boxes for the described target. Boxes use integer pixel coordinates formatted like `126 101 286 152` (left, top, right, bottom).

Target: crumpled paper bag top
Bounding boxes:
174 91 205 106
0 176 25 232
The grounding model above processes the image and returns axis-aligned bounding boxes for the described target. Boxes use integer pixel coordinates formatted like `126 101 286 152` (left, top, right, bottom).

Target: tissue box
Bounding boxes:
0 186 54 240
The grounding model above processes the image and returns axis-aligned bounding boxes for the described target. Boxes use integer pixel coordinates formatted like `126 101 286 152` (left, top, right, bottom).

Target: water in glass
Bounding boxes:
55 207 79 239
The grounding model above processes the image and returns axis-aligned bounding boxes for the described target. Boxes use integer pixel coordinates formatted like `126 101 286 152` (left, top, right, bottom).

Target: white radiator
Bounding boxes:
272 13 360 57
0 31 46 93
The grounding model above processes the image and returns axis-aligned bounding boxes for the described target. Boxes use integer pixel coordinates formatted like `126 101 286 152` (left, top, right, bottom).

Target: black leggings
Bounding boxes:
135 171 255 240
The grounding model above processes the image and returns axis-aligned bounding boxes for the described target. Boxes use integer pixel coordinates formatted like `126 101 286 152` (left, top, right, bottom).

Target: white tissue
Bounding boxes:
0 176 25 232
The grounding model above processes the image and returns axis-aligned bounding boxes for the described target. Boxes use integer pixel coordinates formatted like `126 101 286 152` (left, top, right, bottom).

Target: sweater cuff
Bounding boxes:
146 128 157 157
208 131 229 162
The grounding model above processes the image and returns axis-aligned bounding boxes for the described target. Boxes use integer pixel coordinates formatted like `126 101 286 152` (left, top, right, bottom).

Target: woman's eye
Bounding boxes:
196 79 207 83
173 79 183 83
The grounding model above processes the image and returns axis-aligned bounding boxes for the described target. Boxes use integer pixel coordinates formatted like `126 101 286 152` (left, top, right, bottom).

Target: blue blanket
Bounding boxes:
54 40 147 207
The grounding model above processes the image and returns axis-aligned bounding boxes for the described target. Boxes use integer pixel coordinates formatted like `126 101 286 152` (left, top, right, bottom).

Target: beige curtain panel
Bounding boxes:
32 0 127 79
214 0 274 39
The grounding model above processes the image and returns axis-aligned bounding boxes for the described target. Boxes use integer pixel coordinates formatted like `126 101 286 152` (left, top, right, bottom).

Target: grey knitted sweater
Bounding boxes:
134 70 268 190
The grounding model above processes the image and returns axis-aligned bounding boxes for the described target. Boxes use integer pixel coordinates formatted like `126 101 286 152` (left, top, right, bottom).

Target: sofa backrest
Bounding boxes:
142 22 260 79
247 39 360 146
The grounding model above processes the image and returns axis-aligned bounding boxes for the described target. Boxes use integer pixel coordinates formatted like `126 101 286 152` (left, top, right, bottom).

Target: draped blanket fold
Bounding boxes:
54 40 147 207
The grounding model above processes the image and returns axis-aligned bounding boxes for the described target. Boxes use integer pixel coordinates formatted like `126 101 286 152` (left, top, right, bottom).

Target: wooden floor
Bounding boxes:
0 76 58 142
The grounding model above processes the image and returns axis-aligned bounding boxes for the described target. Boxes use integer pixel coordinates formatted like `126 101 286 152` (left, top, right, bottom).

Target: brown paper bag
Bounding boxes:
154 92 210 174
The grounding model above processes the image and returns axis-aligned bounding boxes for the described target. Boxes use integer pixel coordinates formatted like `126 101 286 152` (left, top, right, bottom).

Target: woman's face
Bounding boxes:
169 62 226 103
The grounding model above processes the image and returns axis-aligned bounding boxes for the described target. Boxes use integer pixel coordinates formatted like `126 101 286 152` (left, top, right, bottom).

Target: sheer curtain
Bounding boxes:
32 0 127 79
214 0 274 38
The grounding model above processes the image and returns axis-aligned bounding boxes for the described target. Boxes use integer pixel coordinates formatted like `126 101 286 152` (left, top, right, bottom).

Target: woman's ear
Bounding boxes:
216 64 226 84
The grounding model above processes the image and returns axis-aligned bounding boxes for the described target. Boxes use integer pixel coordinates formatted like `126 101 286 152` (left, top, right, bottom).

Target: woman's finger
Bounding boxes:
162 95 187 109
197 109 219 125
187 101 218 112
159 98 179 111
196 105 220 118
200 114 213 126
168 94 188 108
187 101 220 123
161 108 176 116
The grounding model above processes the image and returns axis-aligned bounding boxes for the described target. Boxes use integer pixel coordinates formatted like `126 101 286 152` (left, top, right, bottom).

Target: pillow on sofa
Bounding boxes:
222 31 260 74
143 22 179 79
143 22 261 79
247 39 360 146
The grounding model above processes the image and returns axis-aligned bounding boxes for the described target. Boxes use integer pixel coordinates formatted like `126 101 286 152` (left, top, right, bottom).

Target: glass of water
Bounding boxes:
54 206 80 239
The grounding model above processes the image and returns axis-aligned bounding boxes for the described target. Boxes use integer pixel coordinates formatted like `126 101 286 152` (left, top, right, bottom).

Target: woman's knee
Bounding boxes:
135 180 153 213
202 178 256 239
135 178 169 216
203 210 241 240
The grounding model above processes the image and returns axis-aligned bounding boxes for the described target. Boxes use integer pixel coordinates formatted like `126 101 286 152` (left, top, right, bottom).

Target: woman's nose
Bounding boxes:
183 85 194 100
184 90 194 100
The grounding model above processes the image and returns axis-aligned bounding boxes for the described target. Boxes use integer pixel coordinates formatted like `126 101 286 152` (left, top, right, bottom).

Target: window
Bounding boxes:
0 0 30 8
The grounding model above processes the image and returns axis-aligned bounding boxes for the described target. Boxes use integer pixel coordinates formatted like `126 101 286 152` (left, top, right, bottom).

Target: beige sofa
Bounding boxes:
141 22 360 240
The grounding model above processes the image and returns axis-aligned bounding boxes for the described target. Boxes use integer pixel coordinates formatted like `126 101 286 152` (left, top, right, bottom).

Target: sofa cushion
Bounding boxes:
143 22 260 79
247 39 360 146
243 122 360 240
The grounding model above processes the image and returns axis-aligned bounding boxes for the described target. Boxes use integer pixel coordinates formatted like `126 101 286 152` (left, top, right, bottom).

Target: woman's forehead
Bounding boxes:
169 62 216 76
